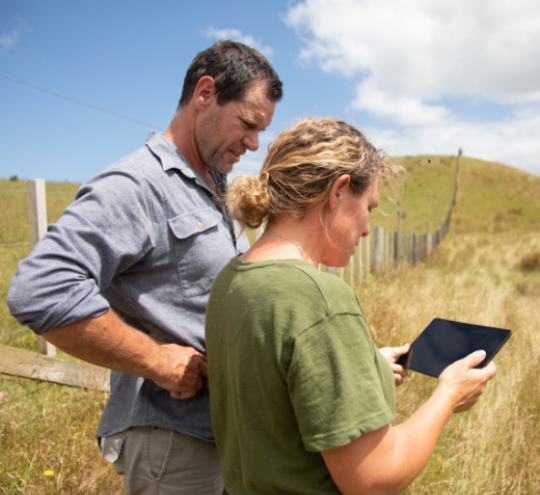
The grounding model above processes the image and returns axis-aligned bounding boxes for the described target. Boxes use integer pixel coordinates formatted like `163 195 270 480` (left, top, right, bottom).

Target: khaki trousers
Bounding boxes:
100 427 225 495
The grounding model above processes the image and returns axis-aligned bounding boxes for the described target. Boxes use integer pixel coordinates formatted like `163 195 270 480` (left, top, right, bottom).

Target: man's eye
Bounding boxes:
243 120 257 129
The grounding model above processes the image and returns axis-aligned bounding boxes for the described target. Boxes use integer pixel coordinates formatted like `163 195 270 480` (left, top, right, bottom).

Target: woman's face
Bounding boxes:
322 176 381 268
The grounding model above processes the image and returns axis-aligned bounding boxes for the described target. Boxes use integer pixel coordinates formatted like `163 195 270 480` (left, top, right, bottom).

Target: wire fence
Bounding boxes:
256 150 462 287
2 155 460 342
1 183 78 343
336 149 461 286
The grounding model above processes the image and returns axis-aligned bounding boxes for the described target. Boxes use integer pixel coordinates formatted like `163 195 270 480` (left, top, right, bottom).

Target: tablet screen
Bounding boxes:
399 318 512 378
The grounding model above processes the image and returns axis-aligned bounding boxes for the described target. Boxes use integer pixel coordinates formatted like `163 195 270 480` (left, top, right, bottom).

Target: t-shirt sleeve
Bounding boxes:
288 313 395 453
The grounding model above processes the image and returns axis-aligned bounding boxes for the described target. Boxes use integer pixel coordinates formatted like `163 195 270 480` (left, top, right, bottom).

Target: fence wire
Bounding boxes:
0 383 45 409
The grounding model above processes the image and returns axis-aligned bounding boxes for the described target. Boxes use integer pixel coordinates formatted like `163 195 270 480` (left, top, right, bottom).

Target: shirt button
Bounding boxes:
198 222 204 228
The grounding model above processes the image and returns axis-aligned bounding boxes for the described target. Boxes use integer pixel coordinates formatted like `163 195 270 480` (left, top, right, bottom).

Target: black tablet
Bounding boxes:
396 318 512 378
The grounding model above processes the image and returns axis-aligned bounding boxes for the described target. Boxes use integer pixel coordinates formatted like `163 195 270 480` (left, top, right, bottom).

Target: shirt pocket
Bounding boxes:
168 208 225 298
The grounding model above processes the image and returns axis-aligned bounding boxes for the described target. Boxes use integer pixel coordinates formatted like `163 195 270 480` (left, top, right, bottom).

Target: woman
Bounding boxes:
205 118 496 495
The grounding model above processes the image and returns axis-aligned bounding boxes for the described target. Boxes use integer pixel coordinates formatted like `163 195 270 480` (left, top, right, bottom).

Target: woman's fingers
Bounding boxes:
438 351 497 413
463 350 487 369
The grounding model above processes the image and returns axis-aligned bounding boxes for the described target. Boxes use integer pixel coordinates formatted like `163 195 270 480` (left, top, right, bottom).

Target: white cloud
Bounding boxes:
364 106 540 177
284 0 540 175
0 20 29 50
204 27 274 59
353 78 454 126
285 0 540 103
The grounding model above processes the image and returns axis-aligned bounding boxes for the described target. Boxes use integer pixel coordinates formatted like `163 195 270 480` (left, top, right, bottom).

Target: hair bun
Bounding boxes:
227 173 270 229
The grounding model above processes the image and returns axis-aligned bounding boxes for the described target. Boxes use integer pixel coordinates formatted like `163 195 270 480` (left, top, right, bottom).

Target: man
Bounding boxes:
7 40 283 494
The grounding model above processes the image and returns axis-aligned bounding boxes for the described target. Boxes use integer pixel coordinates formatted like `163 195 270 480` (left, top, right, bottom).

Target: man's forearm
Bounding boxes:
43 309 207 398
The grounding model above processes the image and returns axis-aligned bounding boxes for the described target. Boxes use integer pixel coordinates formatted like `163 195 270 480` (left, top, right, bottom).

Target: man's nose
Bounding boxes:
242 130 259 152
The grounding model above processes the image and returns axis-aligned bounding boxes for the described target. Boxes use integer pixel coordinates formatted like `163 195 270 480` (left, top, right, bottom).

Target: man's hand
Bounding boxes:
154 342 209 400
42 309 209 401
378 344 410 386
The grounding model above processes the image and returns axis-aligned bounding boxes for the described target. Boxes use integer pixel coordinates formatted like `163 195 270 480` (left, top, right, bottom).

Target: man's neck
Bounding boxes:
163 111 218 194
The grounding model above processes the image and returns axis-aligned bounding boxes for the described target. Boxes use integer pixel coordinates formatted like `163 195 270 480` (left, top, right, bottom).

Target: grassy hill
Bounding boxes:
370 154 458 233
1 158 540 493
370 154 540 234
453 157 540 233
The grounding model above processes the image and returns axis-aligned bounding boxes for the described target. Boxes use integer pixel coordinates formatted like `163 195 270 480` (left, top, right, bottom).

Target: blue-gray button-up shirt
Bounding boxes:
7 131 250 441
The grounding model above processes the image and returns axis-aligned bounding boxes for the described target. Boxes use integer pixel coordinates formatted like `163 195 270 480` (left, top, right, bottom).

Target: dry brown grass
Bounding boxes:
360 231 540 494
0 377 122 494
2 160 540 493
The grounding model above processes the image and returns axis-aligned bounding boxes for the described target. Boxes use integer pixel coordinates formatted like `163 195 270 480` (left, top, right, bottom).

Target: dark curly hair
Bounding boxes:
178 40 283 108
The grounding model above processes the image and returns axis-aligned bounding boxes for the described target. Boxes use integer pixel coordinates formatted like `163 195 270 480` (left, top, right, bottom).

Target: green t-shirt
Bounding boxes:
206 257 396 495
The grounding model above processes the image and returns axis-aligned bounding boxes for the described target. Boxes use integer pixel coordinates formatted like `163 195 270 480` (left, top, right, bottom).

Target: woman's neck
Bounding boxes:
239 214 324 267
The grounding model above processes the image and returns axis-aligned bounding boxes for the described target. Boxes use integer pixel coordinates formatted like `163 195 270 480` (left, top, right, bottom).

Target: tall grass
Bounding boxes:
360 156 540 493
1 180 121 493
362 231 540 494
1 158 539 493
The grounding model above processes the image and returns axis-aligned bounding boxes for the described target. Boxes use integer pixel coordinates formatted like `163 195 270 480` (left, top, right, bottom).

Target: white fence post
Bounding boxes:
27 179 56 357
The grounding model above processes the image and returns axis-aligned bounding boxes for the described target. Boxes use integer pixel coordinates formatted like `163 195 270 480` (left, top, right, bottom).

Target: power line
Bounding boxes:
0 73 164 130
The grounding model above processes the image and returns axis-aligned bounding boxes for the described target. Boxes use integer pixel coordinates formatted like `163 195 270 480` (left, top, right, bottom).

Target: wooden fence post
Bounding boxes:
255 225 264 241
365 226 370 285
385 229 390 269
395 211 402 268
373 225 383 273
357 237 363 288
27 179 56 357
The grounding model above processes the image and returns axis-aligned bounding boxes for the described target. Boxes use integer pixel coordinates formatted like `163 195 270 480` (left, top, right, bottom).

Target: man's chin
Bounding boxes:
210 162 235 175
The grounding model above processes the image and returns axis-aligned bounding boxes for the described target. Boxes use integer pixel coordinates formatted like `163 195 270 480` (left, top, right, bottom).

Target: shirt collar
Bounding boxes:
145 130 228 195
145 130 197 180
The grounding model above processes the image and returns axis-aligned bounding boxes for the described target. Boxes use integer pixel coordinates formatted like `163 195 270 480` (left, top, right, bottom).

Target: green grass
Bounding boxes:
452 157 540 234
0 179 79 352
370 154 458 233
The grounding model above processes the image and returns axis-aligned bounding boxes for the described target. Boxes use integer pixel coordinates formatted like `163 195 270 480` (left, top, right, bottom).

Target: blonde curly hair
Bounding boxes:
227 117 403 229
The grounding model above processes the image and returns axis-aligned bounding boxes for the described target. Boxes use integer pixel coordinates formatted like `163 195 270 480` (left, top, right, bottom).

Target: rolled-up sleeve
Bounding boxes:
7 167 156 334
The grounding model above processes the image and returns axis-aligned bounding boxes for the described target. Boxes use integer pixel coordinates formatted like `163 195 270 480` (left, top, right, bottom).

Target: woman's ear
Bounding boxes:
328 175 351 211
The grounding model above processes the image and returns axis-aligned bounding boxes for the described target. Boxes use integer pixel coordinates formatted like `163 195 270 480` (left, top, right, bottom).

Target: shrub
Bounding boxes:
519 251 540 272
508 207 522 215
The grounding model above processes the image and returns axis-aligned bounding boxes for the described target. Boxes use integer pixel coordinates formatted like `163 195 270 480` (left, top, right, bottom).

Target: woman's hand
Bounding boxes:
436 350 497 413
379 344 410 386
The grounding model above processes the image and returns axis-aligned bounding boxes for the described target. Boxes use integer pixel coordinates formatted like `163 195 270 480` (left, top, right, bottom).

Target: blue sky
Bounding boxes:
1 0 540 183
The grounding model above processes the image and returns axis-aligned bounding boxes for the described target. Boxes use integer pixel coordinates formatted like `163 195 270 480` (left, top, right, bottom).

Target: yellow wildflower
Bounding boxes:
43 470 54 477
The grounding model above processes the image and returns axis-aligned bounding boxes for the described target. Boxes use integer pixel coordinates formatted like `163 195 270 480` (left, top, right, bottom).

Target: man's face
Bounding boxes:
195 79 276 175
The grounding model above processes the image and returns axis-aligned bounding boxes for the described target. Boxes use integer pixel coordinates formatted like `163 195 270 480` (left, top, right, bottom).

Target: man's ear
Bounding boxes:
328 174 351 211
192 76 217 111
